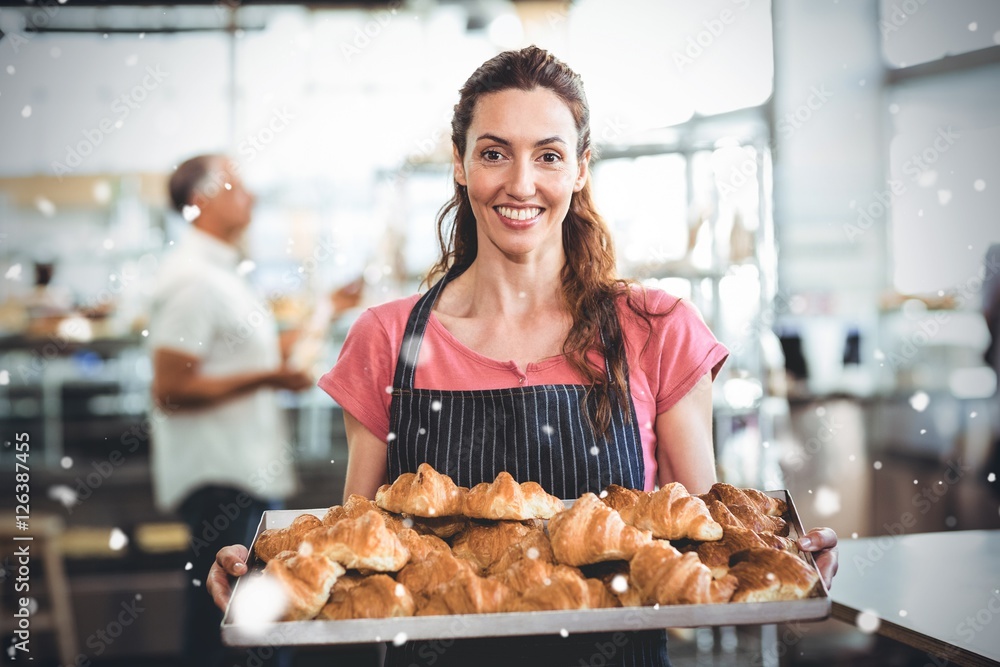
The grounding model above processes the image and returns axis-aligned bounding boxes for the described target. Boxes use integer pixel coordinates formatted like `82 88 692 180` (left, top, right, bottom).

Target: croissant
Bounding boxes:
695 527 773 579
463 471 565 520
396 528 451 562
262 549 345 621
404 514 468 539
255 514 323 563
699 483 787 517
722 503 788 536
486 527 555 576
630 541 737 606
317 573 416 620
582 561 644 608
600 484 644 515
728 548 819 602
375 463 465 517
307 511 410 572
548 493 653 566
625 483 722 541
396 544 478 600
505 567 618 612
451 519 545 572
323 495 406 533
417 568 514 616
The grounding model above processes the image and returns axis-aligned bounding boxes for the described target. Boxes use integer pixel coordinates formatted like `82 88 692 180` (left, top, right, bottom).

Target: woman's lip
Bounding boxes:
494 205 544 228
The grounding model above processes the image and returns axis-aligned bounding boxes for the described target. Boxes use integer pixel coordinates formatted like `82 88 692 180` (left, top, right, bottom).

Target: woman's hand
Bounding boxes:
207 544 250 611
797 527 839 589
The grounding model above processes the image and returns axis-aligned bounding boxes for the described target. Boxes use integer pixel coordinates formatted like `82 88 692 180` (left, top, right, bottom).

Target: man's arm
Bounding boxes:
151 347 312 409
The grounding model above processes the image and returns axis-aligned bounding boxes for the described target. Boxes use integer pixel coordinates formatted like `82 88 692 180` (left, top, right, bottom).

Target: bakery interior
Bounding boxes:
1 0 999 665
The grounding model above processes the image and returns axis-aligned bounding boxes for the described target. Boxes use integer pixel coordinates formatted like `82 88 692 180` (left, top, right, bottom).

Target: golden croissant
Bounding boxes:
323 494 406 533
600 484 644 515
463 471 565 520
375 462 465 517
630 541 737 606
255 513 323 563
728 548 819 602
699 483 787 517
451 519 545 572
307 510 410 572
317 573 416 620
623 482 722 541
505 566 618 612
548 493 653 566
261 549 345 621
417 568 514 616
396 543 478 600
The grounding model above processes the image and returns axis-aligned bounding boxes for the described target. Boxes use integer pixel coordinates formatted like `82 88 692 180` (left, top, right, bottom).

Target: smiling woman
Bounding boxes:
208 45 839 667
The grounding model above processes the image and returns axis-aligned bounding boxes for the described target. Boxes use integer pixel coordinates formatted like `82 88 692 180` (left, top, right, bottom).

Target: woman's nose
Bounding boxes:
506 158 536 199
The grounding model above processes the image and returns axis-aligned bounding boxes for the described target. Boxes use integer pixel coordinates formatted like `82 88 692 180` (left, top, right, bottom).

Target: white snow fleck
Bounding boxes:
909 391 930 412
108 527 129 551
182 205 201 222
856 610 880 633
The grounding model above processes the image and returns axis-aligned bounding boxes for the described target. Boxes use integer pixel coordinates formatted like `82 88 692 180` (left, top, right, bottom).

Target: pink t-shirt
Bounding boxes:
318 288 728 491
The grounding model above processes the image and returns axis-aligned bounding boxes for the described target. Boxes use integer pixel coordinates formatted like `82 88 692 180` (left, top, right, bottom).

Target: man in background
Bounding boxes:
148 154 356 666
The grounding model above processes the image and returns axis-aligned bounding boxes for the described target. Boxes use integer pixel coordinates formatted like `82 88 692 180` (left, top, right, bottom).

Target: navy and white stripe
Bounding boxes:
383 269 669 667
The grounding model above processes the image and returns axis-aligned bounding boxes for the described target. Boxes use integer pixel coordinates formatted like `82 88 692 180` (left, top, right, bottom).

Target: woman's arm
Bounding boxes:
654 371 718 494
342 411 389 501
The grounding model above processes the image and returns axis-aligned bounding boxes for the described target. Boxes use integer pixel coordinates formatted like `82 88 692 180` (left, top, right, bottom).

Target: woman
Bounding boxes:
209 46 838 666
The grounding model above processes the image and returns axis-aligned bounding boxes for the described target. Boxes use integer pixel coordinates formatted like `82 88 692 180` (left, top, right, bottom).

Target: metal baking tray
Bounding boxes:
221 490 830 646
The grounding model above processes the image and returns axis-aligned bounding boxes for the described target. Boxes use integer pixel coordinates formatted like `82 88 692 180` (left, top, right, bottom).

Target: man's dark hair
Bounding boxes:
168 154 220 213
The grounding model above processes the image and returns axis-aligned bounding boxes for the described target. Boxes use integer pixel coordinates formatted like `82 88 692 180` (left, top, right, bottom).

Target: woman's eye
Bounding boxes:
541 152 562 163
482 150 504 161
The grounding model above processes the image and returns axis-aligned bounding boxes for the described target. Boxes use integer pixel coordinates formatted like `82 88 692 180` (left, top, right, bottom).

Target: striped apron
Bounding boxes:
383 269 670 667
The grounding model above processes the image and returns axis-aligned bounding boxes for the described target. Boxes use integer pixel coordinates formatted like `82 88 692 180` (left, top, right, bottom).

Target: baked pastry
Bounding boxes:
600 484 644 515
548 493 653 566
261 549 345 621
323 495 406 533
317 573 416 620
404 514 468 539
630 541 737 606
463 471 565 520
396 543 478 601
417 568 514 616
583 561 644 608
308 511 410 572
451 519 545 572
699 483 787 517
375 463 465 518
695 527 773 579
728 548 819 602
505 566 618 612
487 527 555 576
255 514 323 563
625 482 723 541
396 528 451 562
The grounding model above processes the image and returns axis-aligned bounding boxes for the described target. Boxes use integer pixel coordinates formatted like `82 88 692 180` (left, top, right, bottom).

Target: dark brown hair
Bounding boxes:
168 154 220 213
428 46 656 435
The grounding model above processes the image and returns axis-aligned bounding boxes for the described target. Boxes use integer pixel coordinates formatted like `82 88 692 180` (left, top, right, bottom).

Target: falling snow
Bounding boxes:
393 632 407 646
185 562 193 571
611 575 628 594
36 198 56 218
21 106 31 118
909 391 930 412
974 179 986 191
229 575 287 632
182 205 201 222
988 473 995 483
589 446 599 456
47 485 79 509
2 264 18 281
395 584 406 598
899 609 908 618
108 527 129 551
431 400 442 411
937 190 952 205
856 610 880 633
559 628 569 638
814 486 841 517
60 456 73 469
527 547 540 560
0 370 8 385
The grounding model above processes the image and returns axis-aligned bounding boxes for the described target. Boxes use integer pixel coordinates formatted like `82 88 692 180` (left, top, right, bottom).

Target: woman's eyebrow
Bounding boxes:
475 133 567 148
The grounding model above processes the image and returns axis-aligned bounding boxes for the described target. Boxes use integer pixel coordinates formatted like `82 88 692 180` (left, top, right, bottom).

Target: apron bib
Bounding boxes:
383 269 669 667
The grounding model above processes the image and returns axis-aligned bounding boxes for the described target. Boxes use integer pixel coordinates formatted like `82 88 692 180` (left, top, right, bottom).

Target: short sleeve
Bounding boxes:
317 308 397 442
147 280 215 358
637 292 729 415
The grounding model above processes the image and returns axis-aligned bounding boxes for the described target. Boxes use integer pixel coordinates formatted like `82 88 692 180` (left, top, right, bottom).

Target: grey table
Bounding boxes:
831 530 1000 666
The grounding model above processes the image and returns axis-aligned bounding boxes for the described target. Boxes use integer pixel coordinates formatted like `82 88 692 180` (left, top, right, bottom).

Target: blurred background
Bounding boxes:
0 0 998 665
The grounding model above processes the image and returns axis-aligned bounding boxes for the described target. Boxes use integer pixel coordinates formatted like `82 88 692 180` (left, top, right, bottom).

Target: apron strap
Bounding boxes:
393 268 459 390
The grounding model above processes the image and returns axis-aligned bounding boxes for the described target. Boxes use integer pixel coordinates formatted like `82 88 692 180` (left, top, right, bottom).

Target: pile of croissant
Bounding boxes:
251 464 819 622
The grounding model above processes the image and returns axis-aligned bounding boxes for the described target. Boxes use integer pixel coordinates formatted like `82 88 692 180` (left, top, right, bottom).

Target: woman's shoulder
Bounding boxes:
617 284 711 333
353 293 423 335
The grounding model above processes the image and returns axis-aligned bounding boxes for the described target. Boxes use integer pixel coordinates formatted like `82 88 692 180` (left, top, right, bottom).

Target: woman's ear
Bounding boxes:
574 148 591 192
453 143 467 187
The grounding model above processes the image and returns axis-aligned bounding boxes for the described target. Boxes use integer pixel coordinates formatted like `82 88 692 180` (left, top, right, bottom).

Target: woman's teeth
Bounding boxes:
496 206 541 221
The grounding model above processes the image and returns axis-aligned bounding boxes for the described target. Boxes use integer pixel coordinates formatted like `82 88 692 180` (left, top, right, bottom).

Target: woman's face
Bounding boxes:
454 87 590 263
